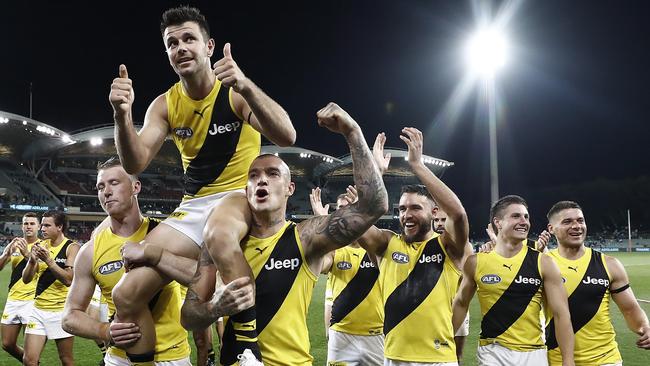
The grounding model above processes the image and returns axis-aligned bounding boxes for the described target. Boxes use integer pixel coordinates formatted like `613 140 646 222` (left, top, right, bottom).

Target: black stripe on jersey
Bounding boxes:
35 240 71 298
145 217 160 234
383 238 445 335
330 253 379 327
182 85 243 196
526 239 537 249
148 289 163 311
546 250 608 350
8 258 28 291
480 249 541 339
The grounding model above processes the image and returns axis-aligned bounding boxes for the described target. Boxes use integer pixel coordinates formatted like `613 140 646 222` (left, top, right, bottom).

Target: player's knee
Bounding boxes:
23 353 39 366
112 282 140 315
1 338 16 352
203 226 241 257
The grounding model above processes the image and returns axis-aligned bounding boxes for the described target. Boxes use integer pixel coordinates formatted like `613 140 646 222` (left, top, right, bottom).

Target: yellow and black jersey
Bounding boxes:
166 79 261 200
34 238 74 311
524 238 537 249
379 233 460 363
546 248 621 365
7 240 40 301
475 245 545 351
221 221 317 366
92 217 190 361
328 245 383 335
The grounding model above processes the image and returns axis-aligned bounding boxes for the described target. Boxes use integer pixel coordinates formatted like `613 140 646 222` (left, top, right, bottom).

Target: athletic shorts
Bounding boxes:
477 343 547 365
454 313 469 337
327 329 384 366
89 285 109 322
384 360 458 366
25 307 73 339
162 190 244 247
1 299 33 325
104 352 191 366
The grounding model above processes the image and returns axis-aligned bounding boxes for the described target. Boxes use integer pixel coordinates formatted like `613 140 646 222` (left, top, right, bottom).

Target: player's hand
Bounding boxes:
33 244 49 262
106 317 141 349
14 238 29 257
309 187 329 216
213 43 248 94
342 185 358 206
637 325 650 349
400 127 424 166
536 230 551 253
109 64 134 120
120 241 148 270
316 102 360 137
480 224 498 253
209 277 255 318
373 132 391 175
1 240 14 256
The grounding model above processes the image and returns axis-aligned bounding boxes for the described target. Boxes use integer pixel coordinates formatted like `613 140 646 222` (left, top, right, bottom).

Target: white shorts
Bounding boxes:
25 307 73 339
89 285 110 322
328 329 384 366
1 299 33 325
104 352 191 366
163 190 244 246
384 360 458 366
454 313 469 337
477 343 547 366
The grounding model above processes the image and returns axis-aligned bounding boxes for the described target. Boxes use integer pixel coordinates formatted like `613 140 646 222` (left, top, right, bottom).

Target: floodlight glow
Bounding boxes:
465 27 508 77
62 135 73 143
23 120 27 125
90 137 103 146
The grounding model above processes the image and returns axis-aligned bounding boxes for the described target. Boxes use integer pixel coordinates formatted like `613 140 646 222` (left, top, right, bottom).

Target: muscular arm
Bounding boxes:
541 254 575 365
44 242 80 287
233 85 295 147
452 254 477 332
357 227 392 265
22 249 39 283
607 256 650 349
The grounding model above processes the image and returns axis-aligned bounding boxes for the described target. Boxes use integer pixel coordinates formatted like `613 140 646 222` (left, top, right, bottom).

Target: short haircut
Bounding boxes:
252 154 292 181
160 6 210 41
43 210 68 232
23 212 38 220
490 195 528 233
547 201 582 221
400 184 433 202
97 157 137 181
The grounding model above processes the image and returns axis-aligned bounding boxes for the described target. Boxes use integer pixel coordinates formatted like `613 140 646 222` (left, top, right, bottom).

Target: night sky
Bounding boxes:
2 0 649 235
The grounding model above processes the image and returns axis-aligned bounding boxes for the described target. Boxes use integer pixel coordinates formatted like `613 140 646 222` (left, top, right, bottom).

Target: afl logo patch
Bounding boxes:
99 260 123 275
481 274 501 284
336 261 352 270
391 251 409 264
173 127 193 139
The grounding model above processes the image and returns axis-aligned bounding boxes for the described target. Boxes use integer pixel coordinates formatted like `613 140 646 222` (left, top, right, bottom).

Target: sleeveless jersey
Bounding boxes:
380 233 460 363
221 221 317 366
329 245 383 335
546 248 621 365
166 79 261 200
34 238 74 311
7 240 40 301
92 218 190 361
475 245 545 351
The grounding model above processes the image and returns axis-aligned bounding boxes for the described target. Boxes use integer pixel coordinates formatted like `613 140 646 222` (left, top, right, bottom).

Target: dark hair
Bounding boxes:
547 201 582 221
23 212 38 220
489 195 528 234
160 6 210 41
43 210 68 233
400 184 433 201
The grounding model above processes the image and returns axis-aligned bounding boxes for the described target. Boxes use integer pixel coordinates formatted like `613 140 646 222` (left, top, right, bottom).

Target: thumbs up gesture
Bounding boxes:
109 64 135 121
213 43 248 93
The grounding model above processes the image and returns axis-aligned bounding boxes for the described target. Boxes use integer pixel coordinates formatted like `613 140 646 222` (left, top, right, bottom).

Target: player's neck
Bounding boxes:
558 243 586 260
49 234 65 247
110 211 145 238
495 237 524 258
250 210 287 239
25 236 38 245
180 68 215 100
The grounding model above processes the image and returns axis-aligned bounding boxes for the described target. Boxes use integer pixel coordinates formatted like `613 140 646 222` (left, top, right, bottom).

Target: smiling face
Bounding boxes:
163 21 214 78
398 192 436 243
494 203 530 243
246 155 294 215
22 216 39 240
96 166 140 218
548 208 587 249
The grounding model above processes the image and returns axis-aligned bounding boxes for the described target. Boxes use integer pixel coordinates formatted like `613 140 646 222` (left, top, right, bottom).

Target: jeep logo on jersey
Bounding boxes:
54 257 66 264
264 257 300 271
514 275 542 286
208 121 241 136
391 252 409 264
173 127 193 139
418 253 443 264
336 261 352 270
481 274 501 284
99 260 124 275
582 275 609 288
359 260 376 269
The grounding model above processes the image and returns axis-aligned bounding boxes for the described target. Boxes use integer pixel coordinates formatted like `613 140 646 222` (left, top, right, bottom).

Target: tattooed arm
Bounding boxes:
181 246 254 331
300 103 389 275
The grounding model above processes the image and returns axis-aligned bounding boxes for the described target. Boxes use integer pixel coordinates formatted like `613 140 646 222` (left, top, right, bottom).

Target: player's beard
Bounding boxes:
402 217 432 243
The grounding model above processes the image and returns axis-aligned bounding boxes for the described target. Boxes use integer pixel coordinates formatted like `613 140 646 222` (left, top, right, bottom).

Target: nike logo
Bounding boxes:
568 266 578 272
503 264 513 271
193 105 210 118
255 246 269 255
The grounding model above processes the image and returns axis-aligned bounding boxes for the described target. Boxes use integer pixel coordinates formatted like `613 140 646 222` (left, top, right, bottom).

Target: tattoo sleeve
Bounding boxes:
181 247 221 331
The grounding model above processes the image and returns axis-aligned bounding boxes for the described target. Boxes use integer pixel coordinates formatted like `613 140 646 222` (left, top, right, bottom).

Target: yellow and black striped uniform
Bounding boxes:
166 79 261 200
221 221 316 366
328 245 383 335
379 233 460 363
6 240 41 301
92 218 190 362
34 237 74 311
546 248 621 365
475 245 545 351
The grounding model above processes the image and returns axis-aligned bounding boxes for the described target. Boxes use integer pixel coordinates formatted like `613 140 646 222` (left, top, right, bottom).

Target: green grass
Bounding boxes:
1 253 648 365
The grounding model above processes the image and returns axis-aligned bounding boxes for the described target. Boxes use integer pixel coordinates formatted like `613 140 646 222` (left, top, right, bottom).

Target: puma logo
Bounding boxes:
352 253 359 257
503 264 513 271
255 246 269 255
193 105 210 118
568 266 578 272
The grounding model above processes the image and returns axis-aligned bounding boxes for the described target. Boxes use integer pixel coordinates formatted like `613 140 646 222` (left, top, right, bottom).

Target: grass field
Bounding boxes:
0 252 648 365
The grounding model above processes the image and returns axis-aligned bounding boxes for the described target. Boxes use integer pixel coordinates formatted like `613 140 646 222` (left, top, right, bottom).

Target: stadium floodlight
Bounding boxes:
465 27 508 78
90 137 103 146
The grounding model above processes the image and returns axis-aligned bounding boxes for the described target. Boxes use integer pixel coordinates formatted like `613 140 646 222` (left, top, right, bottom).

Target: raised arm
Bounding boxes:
110 65 170 174
607 256 650 349
541 254 575 365
299 103 388 273
401 127 468 260
452 254 477 332
215 43 295 147
181 246 254 331
22 245 41 283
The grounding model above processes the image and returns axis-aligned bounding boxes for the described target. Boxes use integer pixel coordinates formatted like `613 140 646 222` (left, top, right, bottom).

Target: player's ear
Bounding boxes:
287 182 295 197
206 38 215 57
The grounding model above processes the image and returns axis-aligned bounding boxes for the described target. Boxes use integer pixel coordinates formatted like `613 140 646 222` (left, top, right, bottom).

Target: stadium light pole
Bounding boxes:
465 26 509 204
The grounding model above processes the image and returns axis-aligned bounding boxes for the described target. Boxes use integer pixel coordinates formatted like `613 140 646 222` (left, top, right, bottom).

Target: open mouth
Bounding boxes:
255 188 269 200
